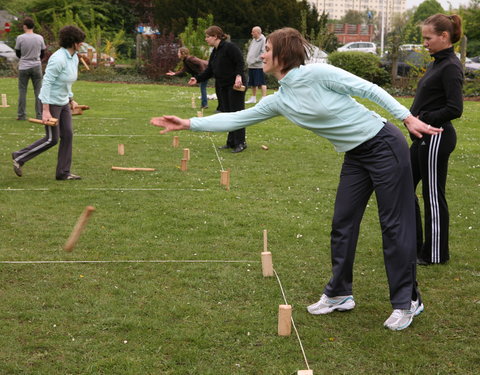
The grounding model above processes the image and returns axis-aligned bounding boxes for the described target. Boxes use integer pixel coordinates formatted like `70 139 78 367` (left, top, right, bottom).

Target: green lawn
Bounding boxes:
0 77 479 374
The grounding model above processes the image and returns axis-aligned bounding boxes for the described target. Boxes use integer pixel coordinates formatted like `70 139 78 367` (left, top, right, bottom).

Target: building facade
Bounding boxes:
309 0 407 29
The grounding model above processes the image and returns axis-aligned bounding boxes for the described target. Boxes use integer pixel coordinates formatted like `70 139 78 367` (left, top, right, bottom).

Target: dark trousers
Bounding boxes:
324 123 419 309
410 123 456 263
12 104 74 179
216 83 246 147
17 66 43 120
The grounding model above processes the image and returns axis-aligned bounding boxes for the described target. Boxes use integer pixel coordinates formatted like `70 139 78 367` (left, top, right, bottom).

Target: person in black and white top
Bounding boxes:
409 13 464 265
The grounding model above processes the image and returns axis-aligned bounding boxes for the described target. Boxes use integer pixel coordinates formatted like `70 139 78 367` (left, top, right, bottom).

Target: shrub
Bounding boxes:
328 51 390 86
142 31 180 80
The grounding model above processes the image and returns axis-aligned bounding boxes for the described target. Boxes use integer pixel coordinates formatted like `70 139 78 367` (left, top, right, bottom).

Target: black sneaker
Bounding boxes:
232 143 247 153
57 174 82 181
12 153 22 177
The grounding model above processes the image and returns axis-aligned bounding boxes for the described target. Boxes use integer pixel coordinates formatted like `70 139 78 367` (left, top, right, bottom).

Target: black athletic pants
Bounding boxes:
324 122 419 310
410 123 456 263
12 103 74 179
215 83 246 147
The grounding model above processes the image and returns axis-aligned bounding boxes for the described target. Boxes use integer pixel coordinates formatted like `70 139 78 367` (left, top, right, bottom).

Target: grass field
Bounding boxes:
0 77 479 374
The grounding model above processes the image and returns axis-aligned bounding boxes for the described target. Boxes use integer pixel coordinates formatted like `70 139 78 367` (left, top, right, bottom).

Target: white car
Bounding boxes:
400 44 424 51
0 41 18 62
337 42 377 54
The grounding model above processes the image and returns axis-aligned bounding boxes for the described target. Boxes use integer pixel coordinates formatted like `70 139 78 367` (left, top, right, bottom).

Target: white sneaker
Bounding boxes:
307 294 355 315
384 299 424 331
245 97 256 104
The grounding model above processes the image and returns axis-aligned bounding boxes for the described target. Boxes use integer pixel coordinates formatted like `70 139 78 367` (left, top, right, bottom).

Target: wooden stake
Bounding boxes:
297 370 313 375
261 251 273 277
118 144 125 155
263 229 268 252
191 93 196 108
28 118 58 126
220 170 230 191
261 145 269 150
80 56 90 71
63 206 95 252
172 136 179 148
183 148 190 161
181 158 188 171
111 166 155 171
0 93 9 107
278 305 292 336
197 110 203 117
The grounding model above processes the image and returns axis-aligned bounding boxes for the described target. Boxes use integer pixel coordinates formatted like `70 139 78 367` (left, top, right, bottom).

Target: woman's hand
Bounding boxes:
166 71 175 76
233 74 243 89
403 115 443 138
42 104 53 124
188 77 197 86
150 116 191 134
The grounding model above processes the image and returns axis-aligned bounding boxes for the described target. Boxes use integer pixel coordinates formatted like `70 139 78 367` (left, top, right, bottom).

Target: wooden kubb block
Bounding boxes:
172 136 179 148
118 144 125 155
261 251 273 277
181 159 188 171
278 304 292 336
297 370 313 375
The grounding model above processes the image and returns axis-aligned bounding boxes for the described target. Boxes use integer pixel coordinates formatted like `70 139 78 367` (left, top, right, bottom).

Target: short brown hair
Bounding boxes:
59 25 86 49
266 28 312 74
423 13 462 44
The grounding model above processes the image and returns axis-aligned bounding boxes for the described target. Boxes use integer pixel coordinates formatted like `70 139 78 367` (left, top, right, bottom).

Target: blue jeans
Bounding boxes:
18 65 43 120
199 80 208 108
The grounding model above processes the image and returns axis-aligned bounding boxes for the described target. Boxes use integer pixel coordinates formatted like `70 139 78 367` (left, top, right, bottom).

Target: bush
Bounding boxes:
328 51 390 86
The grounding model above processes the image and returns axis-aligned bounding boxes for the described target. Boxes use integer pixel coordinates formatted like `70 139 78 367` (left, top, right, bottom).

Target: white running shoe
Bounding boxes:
245 97 256 104
307 294 355 315
384 299 424 331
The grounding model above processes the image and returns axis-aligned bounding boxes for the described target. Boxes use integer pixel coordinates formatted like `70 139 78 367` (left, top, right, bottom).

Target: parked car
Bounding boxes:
399 44 423 51
306 46 328 64
0 41 18 63
337 42 377 54
381 50 431 77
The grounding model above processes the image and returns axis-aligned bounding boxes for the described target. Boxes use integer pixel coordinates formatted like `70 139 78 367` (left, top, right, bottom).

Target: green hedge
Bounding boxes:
328 51 390 86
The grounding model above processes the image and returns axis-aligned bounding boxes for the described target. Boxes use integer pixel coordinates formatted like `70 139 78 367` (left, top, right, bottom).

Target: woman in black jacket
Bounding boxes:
189 26 247 153
410 13 464 265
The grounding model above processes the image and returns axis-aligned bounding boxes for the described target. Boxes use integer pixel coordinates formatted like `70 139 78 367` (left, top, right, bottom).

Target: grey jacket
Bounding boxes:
246 34 265 69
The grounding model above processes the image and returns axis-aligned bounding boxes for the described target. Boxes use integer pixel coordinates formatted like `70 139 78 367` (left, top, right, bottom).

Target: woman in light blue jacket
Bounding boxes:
12 25 85 180
151 28 442 331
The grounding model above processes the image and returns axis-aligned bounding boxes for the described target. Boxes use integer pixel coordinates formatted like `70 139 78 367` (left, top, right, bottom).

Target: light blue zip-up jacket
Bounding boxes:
190 63 411 152
39 47 78 106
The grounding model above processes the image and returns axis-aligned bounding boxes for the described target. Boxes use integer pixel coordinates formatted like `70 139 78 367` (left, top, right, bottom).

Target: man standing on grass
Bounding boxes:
15 17 46 120
245 26 267 104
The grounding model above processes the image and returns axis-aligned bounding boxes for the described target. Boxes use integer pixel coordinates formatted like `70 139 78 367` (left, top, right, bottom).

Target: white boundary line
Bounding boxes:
209 135 225 171
1 133 150 137
0 259 257 264
0 188 209 192
274 268 311 371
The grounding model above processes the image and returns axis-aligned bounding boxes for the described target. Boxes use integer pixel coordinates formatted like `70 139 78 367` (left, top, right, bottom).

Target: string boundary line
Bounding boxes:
274 268 310 371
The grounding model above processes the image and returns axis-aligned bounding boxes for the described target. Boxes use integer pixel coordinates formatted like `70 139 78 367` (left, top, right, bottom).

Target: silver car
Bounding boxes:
0 41 18 62
337 42 377 54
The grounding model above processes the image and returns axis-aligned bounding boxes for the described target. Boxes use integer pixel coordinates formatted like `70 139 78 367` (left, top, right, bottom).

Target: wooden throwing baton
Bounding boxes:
28 118 58 126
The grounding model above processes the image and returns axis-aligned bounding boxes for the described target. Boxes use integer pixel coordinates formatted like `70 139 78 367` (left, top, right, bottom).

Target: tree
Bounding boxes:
341 10 365 25
151 0 321 39
459 0 480 56
404 0 444 43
